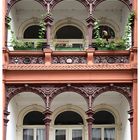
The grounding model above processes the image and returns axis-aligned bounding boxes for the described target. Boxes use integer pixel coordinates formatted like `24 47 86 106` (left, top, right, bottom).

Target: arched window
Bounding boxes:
54 111 84 125
24 25 46 39
54 111 83 140
23 111 45 140
93 25 115 39
55 25 83 39
92 110 115 140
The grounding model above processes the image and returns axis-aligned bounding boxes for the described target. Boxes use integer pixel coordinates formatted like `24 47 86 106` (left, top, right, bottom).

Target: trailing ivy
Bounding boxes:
93 11 135 50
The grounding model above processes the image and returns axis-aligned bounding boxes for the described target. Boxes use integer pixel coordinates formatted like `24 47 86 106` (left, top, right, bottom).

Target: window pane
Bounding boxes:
36 128 45 140
104 128 115 140
72 129 82 140
92 128 101 140
23 129 33 140
55 130 66 140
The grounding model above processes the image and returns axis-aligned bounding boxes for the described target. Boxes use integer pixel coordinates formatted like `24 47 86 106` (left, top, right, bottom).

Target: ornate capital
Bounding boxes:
4 110 10 126
44 14 53 26
128 109 133 125
86 15 96 26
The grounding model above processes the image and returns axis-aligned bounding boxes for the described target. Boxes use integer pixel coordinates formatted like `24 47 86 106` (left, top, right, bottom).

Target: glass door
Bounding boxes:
55 128 83 140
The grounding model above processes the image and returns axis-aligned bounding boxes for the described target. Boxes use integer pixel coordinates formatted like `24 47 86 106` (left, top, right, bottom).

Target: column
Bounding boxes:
128 109 133 140
44 14 53 48
86 109 94 140
3 109 10 140
132 79 137 140
43 109 52 140
86 15 95 48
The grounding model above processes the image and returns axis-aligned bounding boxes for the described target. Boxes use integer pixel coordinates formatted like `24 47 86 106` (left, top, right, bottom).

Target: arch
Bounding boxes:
24 25 45 39
6 86 46 108
50 0 88 11
51 104 87 126
23 111 45 125
93 85 131 108
7 0 46 14
93 25 115 39
93 0 132 11
55 25 84 39
54 111 84 125
52 18 86 39
93 104 121 125
18 18 40 39
17 104 45 127
49 86 88 108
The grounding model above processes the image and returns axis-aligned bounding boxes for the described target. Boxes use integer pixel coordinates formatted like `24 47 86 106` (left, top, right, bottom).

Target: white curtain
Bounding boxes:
23 129 33 140
104 128 115 140
36 129 45 140
72 130 82 140
92 128 101 140
55 130 66 140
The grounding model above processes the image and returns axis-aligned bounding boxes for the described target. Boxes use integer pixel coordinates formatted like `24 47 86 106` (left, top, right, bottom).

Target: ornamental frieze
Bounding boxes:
94 56 129 64
5 83 132 108
6 63 131 70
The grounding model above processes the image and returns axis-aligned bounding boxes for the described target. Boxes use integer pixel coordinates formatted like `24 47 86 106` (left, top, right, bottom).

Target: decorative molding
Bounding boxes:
52 56 87 64
5 83 132 109
6 64 131 70
9 56 45 64
94 56 129 64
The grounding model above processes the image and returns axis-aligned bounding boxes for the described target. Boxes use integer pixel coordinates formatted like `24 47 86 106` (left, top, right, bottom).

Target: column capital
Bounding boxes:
86 109 94 116
4 110 10 126
128 109 133 125
44 14 54 26
43 109 52 116
86 15 96 26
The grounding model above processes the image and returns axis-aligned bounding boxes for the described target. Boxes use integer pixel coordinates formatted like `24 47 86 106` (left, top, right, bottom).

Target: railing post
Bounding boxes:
87 48 95 65
44 48 52 65
3 47 9 68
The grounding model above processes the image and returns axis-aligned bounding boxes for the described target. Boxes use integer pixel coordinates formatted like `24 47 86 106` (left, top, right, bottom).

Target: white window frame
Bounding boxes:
92 124 116 140
23 125 45 140
54 125 84 140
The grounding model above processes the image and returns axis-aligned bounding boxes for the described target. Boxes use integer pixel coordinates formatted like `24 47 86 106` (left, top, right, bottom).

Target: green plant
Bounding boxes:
93 11 135 50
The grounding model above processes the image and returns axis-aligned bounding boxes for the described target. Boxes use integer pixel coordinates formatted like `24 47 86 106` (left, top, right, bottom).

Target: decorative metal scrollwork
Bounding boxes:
94 56 129 63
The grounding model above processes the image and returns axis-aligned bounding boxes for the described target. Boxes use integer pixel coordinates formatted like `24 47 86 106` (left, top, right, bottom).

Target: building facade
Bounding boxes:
2 0 137 140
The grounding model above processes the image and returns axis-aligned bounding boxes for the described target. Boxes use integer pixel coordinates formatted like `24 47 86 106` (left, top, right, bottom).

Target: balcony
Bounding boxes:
3 47 136 71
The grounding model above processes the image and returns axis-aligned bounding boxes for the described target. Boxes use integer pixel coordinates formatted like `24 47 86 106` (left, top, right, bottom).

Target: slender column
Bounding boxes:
86 16 95 48
3 109 10 140
44 15 53 48
128 109 133 140
86 109 94 140
131 78 137 140
43 109 52 140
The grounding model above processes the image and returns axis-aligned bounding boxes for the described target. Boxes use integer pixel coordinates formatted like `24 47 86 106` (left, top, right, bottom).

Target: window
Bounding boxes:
92 111 115 140
24 25 46 39
93 25 115 39
54 111 83 140
55 26 83 39
23 111 45 140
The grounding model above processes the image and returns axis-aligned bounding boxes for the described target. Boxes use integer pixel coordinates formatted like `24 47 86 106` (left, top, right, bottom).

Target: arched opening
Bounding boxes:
24 25 45 39
55 25 83 39
54 110 84 140
23 111 45 140
93 25 115 39
54 111 84 125
23 111 45 125
92 110 115 140
94 110 115 124
7 92 45 140
93 91 131 140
